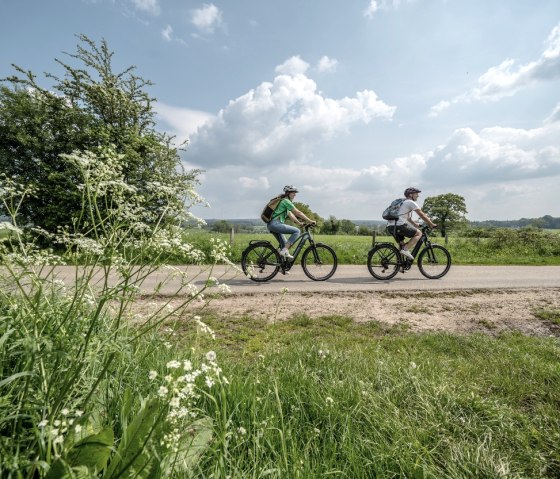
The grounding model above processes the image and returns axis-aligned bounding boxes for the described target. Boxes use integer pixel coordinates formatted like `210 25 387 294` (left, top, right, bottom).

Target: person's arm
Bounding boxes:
291 207 315 225
414 208 437 228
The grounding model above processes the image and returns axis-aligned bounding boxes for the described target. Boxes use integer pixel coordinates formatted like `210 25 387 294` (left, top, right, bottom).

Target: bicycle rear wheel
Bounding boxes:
417 244 451 279
241 243 281 282
301 244 337 281
367 244 400 280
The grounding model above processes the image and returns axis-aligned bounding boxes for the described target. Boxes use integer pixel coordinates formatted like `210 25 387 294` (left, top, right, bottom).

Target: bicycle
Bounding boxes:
367 224 451 280
241 224 338 282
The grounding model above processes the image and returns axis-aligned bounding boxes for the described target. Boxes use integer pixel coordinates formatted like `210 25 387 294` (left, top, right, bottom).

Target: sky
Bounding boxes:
1 0 560 221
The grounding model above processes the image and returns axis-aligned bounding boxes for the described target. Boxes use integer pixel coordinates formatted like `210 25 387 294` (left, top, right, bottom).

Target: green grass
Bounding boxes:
184 229 560 265
169 312 560 478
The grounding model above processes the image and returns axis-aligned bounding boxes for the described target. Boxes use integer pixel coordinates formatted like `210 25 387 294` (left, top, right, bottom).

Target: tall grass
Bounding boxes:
177 314 560 478
0 149 234 478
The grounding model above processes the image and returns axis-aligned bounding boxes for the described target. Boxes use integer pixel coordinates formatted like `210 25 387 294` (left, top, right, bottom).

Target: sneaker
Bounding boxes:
279 248 294 260
400 249 414 260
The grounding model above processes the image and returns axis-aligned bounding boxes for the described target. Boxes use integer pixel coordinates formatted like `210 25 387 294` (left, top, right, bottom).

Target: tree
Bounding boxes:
292 202 322 227
422 193 468 237
339 219 357 235
0 35 200 237
321 216 340 235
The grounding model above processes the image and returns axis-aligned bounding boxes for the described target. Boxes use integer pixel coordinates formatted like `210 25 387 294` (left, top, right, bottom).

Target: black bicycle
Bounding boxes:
367 224 451 280
241 224 338 282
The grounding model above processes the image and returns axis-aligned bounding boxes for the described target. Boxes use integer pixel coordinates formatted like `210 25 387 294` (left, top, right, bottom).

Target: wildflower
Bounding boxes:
206 350 217 362
205 377 215 388
75 425 82 434
183 360 193 371
314 428 321 434
75 410 83 417
166 360 181 369
410 361 417 369
325 397 334 406
61 408 70 416
149 370 158 380
158 386 169 397
237 426 247 436
38 420 48 428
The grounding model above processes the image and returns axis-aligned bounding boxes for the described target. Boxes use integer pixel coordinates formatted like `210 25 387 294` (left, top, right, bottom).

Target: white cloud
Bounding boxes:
545 102 560 124
275 56 309 76
190 3 223 34
238 176 270 189
130 0 160 16
317 56 338 73
363 0 415 18
430 22 560 116
162 24 173 41
155 102 214 143
186 59 396 168
421 123 560 185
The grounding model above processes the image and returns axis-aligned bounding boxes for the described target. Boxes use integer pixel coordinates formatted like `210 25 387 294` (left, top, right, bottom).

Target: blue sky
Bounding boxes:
2 0 560 221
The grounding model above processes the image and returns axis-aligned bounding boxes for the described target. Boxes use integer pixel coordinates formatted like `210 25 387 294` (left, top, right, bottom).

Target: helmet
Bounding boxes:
404 187 421 197
283 185 299 194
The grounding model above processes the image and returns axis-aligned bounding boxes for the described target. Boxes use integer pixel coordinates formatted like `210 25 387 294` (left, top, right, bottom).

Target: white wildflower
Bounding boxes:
149 370 158 380
206 350 217 362
166 360 181 369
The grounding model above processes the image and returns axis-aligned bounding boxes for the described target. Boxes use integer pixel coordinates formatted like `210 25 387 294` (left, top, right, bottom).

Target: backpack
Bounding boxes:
260 195 283 223
382 198 405 220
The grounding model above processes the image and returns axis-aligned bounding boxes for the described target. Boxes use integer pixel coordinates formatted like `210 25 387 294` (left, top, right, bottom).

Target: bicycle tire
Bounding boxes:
301 244 338 281
367 244 400 280
241 242 281 282
417 244 451 279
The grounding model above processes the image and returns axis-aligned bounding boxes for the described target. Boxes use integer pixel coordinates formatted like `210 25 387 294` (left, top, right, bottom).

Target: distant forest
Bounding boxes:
202 215 560 232
469 215 560 229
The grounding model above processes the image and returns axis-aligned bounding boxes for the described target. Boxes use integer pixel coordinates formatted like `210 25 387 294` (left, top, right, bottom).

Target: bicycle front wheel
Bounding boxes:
367 244 400 280
301 244 337 281
417 244 451 279
241 243 281 282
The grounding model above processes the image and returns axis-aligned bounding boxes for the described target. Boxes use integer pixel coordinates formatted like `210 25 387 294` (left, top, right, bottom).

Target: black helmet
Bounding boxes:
404 187 421 197
283 185 299 193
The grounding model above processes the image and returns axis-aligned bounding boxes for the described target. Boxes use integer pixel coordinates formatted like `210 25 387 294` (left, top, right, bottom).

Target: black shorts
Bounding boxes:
387 223 418 242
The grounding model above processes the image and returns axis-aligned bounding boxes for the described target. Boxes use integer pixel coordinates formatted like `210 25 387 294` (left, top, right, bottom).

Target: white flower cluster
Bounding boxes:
37 408 84 457
150 350 228 452
208 238 234 266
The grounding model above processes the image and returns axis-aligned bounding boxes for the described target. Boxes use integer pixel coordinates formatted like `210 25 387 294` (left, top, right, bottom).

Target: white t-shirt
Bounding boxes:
395 199 419 225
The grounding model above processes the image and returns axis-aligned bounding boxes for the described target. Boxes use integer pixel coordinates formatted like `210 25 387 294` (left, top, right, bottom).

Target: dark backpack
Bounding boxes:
382 198 405 220
260 195 283 223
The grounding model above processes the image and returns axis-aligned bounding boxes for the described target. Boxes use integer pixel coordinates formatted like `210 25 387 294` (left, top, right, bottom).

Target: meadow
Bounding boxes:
2 171 560 479
184 227 560 265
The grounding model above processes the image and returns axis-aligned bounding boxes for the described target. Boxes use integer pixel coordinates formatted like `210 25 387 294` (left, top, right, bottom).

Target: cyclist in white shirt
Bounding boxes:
387 187 437 260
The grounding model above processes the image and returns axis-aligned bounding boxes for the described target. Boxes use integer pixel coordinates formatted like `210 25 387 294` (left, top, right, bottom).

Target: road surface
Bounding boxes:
43 264 560 295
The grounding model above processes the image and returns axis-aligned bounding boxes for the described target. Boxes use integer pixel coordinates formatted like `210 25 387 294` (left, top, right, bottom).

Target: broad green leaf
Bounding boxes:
162 417 213 476
105 397 161 479
68 426 114 472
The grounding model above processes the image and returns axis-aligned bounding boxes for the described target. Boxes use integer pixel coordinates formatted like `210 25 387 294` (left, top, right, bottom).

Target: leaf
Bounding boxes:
105 397 162 479
45 458 72 479
67 426 114 472
0 371 33 389
162 417 213 476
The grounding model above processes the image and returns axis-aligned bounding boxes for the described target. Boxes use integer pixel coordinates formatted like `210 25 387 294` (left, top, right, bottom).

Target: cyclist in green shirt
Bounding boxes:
267 185 316 260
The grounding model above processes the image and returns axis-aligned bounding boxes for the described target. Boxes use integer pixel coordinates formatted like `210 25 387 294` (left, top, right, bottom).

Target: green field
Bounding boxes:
184 229 560 265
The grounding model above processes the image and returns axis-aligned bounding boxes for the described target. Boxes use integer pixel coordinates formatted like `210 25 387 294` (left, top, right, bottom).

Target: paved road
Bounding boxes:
33 264 560 295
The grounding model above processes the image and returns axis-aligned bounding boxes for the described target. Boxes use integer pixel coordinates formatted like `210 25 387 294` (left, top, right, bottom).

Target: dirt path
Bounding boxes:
148 288 560 337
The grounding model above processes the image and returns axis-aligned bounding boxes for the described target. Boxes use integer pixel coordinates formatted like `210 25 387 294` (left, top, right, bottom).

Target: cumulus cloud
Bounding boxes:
190 3 223 34
155 102 214 143
421 123 560 184
187 56 396 168
430 22 560 116
317 56 338 73
130 0 160 16
275 56 309 75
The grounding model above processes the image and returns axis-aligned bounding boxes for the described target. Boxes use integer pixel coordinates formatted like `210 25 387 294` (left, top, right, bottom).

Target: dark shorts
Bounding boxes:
387 223 418 242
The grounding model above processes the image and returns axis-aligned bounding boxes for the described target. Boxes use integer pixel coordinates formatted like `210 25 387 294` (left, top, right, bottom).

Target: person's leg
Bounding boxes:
269 221 300 256
267 220 286 249
398 224 420 257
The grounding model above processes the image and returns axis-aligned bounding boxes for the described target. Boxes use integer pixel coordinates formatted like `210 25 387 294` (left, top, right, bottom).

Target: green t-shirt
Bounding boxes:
272 198 295 223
